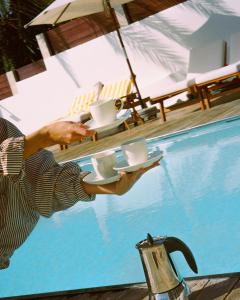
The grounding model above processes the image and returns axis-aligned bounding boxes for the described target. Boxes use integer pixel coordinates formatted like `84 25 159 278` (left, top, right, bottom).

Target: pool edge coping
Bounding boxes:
3 271 240 300
60 113 240 164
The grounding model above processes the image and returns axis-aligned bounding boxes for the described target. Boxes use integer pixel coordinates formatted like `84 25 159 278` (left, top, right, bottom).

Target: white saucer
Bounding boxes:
114 149 163 172
83 172 121 185
85 114 129 133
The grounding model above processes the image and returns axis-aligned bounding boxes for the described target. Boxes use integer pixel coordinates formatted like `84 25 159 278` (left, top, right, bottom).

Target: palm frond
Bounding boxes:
0 0 53 73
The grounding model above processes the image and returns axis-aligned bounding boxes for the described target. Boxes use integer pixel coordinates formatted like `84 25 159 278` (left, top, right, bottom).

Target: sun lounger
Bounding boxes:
149 39 227 121
148 78 198 121
59 77 144 149
58 82 103 149
195 64 240 108
63 81 103 123
99 77 133 101
62 78 133 124
67 78 134 144
194 32 240 108
99 77 145 126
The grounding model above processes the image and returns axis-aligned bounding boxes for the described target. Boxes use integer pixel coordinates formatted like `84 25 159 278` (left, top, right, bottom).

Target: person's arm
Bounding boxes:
22 119 160 202
24 121 95 159
82 161 160 196
0 118 25 177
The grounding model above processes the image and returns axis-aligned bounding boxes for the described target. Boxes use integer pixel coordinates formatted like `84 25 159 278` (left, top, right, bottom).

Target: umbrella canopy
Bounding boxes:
25 0 186 107
26 0 147 108
26 0 132 27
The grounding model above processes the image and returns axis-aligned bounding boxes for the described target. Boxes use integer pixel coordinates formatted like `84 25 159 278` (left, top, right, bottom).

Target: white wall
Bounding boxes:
1 0 240 134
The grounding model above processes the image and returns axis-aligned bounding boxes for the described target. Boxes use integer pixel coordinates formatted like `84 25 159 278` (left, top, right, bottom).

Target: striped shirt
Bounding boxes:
0 118 95 269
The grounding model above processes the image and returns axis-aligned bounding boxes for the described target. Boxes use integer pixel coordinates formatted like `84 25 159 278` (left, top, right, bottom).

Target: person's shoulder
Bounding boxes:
0 117 22 139
0 117 12 127
0 118 8 137
0 117 7 124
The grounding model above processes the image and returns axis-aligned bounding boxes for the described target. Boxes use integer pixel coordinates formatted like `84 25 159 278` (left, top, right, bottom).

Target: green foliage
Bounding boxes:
0 0 53 73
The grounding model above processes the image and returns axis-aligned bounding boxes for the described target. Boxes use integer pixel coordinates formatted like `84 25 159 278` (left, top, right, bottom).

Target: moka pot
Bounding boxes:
136 234 198 300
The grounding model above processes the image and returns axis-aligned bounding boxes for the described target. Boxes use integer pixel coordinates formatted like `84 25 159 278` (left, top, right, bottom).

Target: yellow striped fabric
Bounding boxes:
99 78 133 100
68 90 97 116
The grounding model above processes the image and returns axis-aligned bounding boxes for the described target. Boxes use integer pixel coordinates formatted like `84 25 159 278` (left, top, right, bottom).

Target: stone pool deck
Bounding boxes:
37 93 240 300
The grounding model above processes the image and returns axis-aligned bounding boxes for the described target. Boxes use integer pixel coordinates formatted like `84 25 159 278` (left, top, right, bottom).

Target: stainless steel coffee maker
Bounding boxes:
136 234 198 300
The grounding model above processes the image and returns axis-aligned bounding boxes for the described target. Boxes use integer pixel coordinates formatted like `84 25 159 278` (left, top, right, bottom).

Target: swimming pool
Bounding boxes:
1 115 240 298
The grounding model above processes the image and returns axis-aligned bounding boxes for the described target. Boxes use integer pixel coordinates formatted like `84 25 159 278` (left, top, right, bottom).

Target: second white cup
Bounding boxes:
91 150 117 179
121 137 148 166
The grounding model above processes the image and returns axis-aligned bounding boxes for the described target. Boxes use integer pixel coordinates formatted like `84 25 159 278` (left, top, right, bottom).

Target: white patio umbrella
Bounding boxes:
25 0 146 108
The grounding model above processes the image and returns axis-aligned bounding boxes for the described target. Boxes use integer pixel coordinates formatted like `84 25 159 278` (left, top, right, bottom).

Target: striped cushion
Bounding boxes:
68 90 98 116
99 78 133 100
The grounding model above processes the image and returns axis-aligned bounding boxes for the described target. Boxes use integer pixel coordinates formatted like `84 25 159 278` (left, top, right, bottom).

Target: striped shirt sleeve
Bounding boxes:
23 148 96 218
0 118 96 218
0 136 25 176
32 159 95 217
0 118 96 270
0 118 25 178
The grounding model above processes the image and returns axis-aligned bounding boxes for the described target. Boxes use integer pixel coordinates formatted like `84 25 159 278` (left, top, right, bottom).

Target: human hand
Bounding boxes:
114 161 160 195
24 121 95 159
40 121 95 147
82 160 160 196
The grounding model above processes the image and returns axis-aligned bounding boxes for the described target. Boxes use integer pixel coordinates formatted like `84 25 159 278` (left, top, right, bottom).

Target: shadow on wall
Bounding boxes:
55 54 81 88
105 0 239 79
106 22 188 79
182 13 240 48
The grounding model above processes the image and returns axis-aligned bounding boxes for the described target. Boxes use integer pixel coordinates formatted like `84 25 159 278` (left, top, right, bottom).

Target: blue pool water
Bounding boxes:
1 115 240 298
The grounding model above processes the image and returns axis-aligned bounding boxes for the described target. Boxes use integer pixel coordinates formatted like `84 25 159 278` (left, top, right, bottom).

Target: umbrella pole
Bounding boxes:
106 1 147 109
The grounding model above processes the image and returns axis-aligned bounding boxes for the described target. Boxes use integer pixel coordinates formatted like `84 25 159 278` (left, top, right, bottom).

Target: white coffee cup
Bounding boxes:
121 137 148 166
89 98 124 126
91 150 117 179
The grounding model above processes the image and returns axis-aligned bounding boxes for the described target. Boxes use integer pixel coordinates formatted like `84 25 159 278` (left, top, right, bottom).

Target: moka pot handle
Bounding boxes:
165 236 198 274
